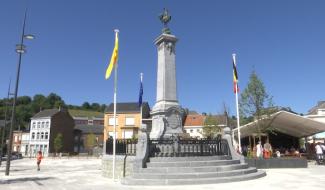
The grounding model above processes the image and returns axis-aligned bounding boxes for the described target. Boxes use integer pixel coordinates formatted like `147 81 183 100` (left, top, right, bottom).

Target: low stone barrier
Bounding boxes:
102 155 135 179
245 158 308 168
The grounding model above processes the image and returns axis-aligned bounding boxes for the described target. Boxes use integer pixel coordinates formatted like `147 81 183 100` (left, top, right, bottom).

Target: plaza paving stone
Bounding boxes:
0 157 324 190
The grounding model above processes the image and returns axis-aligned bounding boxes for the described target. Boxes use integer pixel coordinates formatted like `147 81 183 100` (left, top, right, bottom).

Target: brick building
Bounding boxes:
29 108 74 156
104 102 150 140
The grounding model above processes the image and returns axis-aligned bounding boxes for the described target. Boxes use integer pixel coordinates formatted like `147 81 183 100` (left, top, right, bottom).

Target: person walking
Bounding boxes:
36 151 43 171
263 141 272 159
315 142 323 165
256 141 263 158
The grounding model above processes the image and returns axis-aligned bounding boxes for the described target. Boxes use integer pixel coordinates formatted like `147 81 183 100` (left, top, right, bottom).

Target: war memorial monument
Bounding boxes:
103 9 266 185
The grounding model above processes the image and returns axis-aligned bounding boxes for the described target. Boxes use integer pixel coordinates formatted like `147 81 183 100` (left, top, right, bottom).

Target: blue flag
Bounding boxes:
138 76 143 107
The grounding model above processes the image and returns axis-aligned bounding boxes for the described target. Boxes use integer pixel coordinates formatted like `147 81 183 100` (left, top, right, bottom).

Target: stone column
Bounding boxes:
150 34 184 139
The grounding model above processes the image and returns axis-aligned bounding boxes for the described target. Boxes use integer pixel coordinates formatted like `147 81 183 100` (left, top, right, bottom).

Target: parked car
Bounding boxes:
2 152 23 160
11 152 23 159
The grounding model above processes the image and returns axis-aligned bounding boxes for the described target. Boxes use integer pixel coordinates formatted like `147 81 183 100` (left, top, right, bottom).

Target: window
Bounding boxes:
32 122 36 129
109 117 118 125
46 121 49 128
36 132 40 139
37 122 40 129
125 117 135 126
41 122 45 128
108 132 117 138
32 132 35 140
122 130 133 139
45 132 49 140
190 129 193 133
88 120 93 125
41 132 44 139
197 129 200 132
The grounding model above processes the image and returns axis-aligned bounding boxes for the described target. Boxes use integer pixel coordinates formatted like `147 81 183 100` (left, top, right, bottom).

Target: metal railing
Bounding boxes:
106 139 137 155
149 137 230 157
105 137 231 157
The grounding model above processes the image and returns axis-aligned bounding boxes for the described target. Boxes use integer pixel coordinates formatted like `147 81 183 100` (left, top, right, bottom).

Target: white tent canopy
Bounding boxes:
234 111 325 138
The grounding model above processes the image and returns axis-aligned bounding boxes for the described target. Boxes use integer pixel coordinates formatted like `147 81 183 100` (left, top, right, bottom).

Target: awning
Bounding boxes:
233 111 325 138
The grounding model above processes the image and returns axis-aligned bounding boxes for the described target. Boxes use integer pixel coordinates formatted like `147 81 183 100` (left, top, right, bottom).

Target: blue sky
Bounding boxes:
0 0 324 115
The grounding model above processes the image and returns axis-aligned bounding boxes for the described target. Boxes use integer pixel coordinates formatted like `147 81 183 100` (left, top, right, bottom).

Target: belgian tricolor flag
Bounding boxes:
232 54 239 93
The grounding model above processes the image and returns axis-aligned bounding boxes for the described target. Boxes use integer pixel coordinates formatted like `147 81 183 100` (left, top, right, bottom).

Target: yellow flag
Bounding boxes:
105 32 119 79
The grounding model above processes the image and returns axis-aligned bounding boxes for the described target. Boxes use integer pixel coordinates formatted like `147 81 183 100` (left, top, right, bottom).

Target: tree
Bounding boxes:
239 71 273 141
47 93 63 107
91 103 100 112
85 133 97 153
202 114 221 138
82 102 91 110
17 96 32 105
54 100 66 109
32 94 50 112
54 133 63 154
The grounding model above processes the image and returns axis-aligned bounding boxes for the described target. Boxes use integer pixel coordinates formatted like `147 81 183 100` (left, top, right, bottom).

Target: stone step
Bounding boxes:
132 167 257 179
149 155 231 162
138 163 249 173
122 170 266 185
147 159 240 167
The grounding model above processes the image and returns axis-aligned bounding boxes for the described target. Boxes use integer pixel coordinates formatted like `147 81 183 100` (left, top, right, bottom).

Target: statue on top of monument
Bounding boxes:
159 8 172 34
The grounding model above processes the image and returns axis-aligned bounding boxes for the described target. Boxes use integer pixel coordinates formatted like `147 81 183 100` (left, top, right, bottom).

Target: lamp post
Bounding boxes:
0 80 12 167
5 10 34 176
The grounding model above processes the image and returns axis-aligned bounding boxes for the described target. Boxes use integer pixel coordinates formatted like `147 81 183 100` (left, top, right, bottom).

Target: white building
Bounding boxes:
29 116 51 157
28 108 75 157
305 101 325 139
20 132 30 156
184 114 205 139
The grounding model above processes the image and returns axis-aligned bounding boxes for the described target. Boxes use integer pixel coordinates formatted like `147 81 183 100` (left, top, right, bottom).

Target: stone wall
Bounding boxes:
245 158 308 168
102 155 135 179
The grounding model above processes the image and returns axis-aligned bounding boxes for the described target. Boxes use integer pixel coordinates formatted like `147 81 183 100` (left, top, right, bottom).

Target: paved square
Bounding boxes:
0 158 324 190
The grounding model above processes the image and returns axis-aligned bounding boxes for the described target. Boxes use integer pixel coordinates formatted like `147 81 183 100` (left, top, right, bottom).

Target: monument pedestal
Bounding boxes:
150 33 185 139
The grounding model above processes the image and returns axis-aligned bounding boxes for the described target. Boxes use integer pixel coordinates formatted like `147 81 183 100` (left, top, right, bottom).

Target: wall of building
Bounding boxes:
184 126 203 138
104 112 141 140
305 108 325 138
29 118 51 157
49 112 75 153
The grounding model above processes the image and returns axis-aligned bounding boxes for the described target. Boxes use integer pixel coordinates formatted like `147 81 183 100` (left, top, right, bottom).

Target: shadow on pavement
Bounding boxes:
0 177 55 185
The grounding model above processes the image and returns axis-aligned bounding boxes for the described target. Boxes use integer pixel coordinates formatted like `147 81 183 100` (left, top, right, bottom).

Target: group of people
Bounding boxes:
241 141 273 159
255 141 273 159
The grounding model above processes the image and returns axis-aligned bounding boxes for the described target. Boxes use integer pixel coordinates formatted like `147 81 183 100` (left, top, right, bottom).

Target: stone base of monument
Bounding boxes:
121 155 266 185
121 127 266 186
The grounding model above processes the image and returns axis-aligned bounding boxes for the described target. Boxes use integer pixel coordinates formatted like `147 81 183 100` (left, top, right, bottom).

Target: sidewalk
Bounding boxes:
0 158 324 190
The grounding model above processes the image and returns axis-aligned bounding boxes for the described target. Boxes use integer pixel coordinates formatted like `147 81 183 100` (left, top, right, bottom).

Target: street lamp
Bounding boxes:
0 80 12 167
5 10 34 176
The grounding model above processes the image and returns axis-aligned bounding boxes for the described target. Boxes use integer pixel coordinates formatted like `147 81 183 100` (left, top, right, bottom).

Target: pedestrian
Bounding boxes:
315 142 323 165
263 141 272 159
36 151 43 171
256 141 263 158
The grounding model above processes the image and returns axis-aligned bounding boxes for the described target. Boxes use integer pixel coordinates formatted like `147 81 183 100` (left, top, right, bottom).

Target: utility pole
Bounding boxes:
5 10 34 175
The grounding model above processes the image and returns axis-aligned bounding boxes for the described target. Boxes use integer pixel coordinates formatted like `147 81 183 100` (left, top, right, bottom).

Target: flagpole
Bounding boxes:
112 29 119 181
140 73 143 125
233 53 241 153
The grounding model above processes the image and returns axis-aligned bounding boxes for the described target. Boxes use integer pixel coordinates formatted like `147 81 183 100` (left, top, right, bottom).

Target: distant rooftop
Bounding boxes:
105 102 150 113
307 101 325 115
184 115 206 126
68 109 104 118
32 109 60 119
